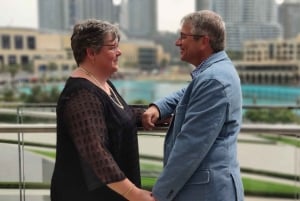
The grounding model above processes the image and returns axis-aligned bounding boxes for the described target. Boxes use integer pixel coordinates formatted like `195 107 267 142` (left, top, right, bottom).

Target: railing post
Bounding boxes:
17 106 25 201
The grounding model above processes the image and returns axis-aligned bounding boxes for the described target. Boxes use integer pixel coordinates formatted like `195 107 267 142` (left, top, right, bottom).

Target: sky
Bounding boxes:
0 0 194 33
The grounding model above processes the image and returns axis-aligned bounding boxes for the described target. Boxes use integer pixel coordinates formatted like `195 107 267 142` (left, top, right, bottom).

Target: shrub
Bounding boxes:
244 108 299 123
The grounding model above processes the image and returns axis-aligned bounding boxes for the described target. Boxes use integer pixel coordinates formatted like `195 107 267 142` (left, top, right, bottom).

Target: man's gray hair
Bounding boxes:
181 10 226 52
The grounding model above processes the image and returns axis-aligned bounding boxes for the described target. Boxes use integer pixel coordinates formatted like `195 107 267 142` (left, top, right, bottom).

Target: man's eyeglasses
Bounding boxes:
179 32 206 40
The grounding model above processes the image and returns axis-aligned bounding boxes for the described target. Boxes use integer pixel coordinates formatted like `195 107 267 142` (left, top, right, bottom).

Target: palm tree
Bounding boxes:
23 61 34 73
5 63 21 89
47 62 59 82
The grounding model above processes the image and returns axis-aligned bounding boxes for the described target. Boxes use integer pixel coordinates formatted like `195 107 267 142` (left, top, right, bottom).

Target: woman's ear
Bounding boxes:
86 48 95 57
86 48 96 63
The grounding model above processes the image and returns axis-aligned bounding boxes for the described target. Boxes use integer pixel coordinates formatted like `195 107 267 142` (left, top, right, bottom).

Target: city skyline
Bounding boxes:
1 0 298 51
0 0 194 33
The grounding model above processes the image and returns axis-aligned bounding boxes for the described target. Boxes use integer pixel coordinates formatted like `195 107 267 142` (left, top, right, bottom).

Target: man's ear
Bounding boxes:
201 36 210 45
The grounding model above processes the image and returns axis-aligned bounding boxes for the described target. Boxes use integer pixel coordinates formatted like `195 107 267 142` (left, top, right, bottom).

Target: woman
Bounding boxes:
50 19 155 201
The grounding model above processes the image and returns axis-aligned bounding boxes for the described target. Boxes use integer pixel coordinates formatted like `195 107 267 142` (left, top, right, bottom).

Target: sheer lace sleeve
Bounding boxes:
130 105 146 127
63 88 126 184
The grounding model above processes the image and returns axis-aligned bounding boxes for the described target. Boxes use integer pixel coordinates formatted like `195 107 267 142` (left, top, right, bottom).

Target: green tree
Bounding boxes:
48 86 60 102
227 50 243 60
4 63 21 89
160 58 168 68
21 85 60 103
2 89 17 102
244 108 299 123
23 61 34 73
48 62 58 71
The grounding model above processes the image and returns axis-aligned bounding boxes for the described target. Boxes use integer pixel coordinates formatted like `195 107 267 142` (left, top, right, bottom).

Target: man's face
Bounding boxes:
175 23 205 66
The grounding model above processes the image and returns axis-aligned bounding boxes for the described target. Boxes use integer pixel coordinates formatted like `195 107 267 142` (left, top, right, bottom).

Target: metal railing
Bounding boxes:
0 104 300 201
1 123 300 136
1 123 300 201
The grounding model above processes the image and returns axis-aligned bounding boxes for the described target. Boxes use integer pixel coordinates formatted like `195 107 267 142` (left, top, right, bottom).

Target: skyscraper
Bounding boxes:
38 0 118 32
278 0 300 38
80 0 116 23
195 0 211 10
212 0 282 51
126 0 157 38
119 0 129 31
38 0 66 31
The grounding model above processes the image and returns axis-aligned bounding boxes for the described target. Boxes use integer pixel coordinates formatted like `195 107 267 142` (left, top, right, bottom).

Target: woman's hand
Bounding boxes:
125 187 156 201
107 179 156 201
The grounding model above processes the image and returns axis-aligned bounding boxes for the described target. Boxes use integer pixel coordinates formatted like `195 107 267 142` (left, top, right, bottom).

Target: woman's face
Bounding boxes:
95 34 122 75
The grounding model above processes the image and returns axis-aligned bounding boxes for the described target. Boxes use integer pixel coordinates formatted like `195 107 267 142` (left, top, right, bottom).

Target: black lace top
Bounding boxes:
51 78 144 201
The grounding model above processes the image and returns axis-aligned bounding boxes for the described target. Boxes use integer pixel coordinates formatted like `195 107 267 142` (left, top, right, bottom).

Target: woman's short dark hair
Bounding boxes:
71 19 120 66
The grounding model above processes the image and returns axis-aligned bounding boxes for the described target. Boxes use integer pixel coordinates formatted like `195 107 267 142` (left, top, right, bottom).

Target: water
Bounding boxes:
18 80 300 105
112 80 188 103
113 80 300 105
242 84 300 105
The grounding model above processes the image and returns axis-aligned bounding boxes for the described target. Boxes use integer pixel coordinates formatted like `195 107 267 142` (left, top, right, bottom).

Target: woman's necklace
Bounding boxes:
78 67 124 109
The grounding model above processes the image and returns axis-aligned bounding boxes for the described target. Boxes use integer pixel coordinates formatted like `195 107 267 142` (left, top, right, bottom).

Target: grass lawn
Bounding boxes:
28 149 300 198
259 134 300 148
243 177 300 198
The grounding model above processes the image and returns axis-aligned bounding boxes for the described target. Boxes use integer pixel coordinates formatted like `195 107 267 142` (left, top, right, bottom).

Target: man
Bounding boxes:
142 10 244 201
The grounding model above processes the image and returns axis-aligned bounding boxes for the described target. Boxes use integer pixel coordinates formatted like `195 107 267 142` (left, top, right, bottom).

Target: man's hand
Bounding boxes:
142 105 160 130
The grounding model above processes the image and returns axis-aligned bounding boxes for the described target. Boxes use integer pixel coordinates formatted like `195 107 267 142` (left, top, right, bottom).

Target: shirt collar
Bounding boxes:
190 51 226 79
190 56 211 79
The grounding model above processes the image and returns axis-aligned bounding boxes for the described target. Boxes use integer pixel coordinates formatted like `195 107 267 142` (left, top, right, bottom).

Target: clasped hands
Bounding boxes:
142 105 171 130
142 105 160 130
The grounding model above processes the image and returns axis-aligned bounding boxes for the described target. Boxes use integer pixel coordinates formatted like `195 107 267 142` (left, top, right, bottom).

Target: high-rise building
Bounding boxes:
80 0 117 23
38 0 118 32
212 0 241 23
195 0 211 10
211 0 282 51
38 0 66 31
119 0 129 31
125 0 157 38
278 0 300 39
38 0 156 38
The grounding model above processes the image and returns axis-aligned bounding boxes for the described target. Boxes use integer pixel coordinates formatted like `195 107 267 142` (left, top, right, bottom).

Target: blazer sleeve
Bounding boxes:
152 79 229 201
153 87 186 120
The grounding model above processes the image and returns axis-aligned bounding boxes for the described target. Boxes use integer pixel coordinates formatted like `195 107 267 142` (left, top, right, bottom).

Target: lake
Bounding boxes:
19 79 300 105
112 80 300 105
